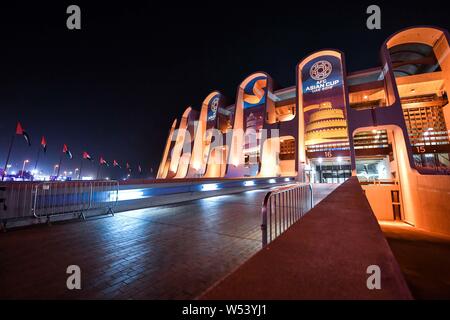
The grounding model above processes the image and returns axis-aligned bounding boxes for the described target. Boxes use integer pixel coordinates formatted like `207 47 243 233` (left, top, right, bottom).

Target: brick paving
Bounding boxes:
0 185 337 299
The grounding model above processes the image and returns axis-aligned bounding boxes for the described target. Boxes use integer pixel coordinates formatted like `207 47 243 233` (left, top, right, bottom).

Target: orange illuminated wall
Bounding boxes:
225 72 273 178
186 91 226 178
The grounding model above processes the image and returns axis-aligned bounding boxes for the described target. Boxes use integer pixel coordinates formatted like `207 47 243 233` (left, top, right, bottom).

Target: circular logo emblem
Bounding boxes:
211 97 219 112
211 98 219 110
208 97 219 120
310 60 332 81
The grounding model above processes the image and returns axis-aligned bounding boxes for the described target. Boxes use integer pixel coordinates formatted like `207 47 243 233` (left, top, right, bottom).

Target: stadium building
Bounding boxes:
157 26 450 234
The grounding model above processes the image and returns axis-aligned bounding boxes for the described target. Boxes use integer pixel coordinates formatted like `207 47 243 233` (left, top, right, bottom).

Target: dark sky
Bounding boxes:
0 1 448 179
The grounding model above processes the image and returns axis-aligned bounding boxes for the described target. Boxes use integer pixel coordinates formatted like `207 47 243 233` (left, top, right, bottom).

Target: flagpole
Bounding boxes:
34 146 41 171
96 163 101 180
56 154 63 179
78 159 83 180
2 135 15 181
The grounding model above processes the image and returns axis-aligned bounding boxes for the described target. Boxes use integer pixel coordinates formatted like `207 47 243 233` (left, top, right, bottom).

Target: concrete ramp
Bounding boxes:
200 177 412 299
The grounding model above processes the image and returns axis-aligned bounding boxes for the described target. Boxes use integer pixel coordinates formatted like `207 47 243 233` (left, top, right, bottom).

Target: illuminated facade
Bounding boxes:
157 26 450 233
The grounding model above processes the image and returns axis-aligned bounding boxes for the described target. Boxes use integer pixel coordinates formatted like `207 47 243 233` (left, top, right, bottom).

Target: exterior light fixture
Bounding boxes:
117 189 145 201
201 183 219 191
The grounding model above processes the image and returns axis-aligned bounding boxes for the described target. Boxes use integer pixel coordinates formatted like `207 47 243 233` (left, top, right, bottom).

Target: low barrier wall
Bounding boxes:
0 176 294 229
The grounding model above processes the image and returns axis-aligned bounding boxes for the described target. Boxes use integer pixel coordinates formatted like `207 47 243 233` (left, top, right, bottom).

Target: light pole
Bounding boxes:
21 160 29 179
74 168 79 180
53 164 59 176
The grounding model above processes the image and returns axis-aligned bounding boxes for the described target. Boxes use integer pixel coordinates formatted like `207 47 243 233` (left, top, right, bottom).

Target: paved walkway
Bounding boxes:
0 184 337 299
380 221 450 299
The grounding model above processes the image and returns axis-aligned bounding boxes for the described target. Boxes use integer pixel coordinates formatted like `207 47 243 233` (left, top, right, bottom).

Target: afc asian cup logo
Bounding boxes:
211 97 219 113
208 96 219 121
310 60 332 81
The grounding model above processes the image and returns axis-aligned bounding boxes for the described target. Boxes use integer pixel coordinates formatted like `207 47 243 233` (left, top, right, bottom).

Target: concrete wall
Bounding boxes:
362 184 400 221
413 174 450 235
374 125 450 235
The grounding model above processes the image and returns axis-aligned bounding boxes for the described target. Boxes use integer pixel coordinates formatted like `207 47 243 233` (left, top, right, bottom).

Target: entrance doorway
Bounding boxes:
309 157 351 183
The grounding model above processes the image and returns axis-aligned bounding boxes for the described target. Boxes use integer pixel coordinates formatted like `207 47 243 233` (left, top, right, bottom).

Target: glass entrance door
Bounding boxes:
311 157 351 183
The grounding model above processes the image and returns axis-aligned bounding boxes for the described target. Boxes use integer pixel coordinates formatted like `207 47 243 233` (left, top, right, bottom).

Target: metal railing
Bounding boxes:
0 180 119 229
32 180 119 221
261 183 313 247
0 182 36 224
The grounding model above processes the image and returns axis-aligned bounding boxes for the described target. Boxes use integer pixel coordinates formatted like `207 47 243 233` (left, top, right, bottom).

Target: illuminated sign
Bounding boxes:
300 53 348 150
207 95 220 122
303 57 342 94
242 75 267 173
243 76 267 109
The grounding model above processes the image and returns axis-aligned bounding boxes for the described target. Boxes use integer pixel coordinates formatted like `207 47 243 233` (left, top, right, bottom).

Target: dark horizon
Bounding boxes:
1 1 449 178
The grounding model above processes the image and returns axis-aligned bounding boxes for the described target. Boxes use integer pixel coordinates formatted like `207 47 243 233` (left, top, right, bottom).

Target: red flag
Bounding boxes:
113 160 121 168
15 122 31 146
83 151 93 161
63 144 73 159
100 156 109 166
16 122 24 135
41 136 47 153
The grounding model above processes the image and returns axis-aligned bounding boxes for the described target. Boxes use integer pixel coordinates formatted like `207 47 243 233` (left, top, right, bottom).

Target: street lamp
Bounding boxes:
21 160 29 179
53 164 59 176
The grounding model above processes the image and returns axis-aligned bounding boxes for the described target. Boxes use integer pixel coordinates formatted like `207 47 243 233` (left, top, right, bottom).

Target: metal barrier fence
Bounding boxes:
32 180 119 220
0 182 35 222
261 183 313 247
0 180 119 228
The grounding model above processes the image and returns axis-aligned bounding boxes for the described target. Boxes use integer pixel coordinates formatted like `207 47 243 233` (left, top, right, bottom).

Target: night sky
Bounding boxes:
0 1 448 179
